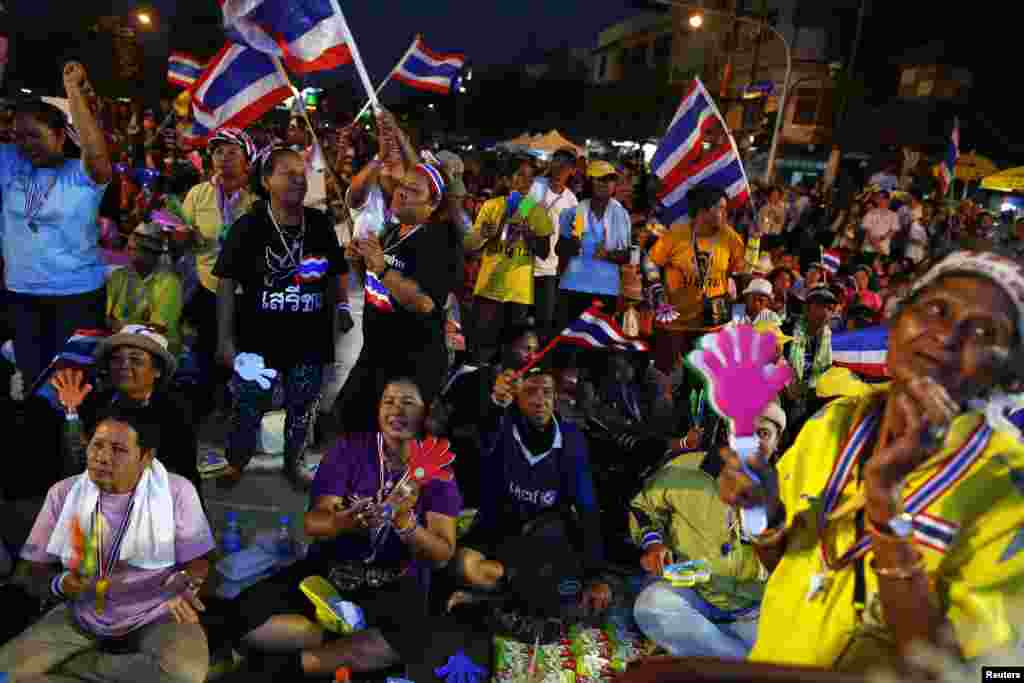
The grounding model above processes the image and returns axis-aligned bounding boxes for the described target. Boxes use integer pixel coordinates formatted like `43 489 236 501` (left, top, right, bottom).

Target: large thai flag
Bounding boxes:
652 79 750 226
167 52 204 90
218 0 352 75
831 325 888 378
558 304 648 352
939 118 959 197
393 36 466 95
190 42 291 138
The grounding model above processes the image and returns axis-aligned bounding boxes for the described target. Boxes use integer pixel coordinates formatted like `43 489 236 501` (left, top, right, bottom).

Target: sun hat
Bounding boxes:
95 324 177 379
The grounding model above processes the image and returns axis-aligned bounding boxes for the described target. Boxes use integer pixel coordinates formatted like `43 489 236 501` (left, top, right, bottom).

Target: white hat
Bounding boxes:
758 400 787 434
754 254 773 275
743 278 773 298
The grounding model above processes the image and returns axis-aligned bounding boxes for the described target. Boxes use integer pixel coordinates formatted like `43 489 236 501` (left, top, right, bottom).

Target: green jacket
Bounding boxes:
629 453 765 612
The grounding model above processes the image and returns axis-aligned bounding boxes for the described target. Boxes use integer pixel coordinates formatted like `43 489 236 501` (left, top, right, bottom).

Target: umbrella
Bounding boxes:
955 151 998 182
981 166 1024 193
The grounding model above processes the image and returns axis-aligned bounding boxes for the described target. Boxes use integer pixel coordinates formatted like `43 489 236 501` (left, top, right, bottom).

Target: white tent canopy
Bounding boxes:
498 129 585 158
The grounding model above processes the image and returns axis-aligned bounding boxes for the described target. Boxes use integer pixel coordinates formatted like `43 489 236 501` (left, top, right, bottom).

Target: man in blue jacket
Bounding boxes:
453 361 611 621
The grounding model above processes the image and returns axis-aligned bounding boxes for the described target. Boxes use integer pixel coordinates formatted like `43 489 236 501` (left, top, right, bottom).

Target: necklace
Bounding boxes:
215 181 244 244
23 168 58 233
381 222 422 254
266 203 306 273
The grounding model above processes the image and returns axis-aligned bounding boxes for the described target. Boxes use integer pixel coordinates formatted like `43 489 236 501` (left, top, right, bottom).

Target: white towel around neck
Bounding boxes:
47 459 177 571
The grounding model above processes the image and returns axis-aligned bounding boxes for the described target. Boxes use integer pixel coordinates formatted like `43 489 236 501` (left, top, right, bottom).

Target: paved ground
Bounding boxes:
197 412 324 548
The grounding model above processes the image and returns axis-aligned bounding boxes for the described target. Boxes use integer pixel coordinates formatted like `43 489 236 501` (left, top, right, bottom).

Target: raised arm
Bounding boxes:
63 62 112 185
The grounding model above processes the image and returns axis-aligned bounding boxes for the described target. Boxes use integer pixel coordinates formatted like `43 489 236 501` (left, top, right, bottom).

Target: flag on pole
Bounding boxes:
822 248 842 274
939 117 960 197
218 0 352 75
392 36 465 95
190 42 291 138
557 304 649 352
167 52 204 90
652 78 751 225
831 325 888 378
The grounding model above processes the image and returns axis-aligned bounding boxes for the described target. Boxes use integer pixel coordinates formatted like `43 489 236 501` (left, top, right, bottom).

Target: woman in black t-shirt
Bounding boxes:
213 148 348 489
337 154 456 434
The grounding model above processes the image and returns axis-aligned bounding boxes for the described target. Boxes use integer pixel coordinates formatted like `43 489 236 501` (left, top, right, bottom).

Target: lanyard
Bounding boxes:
215 182 241 243
381 223 422 254
364 434 404 563
817 407 991 571
94 495 135 580
620 385 641 422
23 168 58 232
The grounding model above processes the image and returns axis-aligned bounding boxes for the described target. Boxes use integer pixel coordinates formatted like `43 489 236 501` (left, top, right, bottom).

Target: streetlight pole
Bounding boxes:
655 0 792 183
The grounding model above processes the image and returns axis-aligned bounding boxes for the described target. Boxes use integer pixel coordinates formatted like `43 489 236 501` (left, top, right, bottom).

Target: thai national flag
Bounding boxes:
392 36 466 95
167 52 204 90
34 329 113 410
364 271 394 313
558 304 648 352
191 42 291 138
218 0 352 75
822 249 842 274
652 79 750 226
831 325 888 378
295 256 328 284
939 118 960 196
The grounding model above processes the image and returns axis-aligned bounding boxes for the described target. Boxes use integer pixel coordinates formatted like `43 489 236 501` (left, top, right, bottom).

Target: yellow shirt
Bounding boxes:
648 222 746 332
750 395 1024 671
106 267 184 355
181 181 255 293
467 196 554 305
630 453 764 612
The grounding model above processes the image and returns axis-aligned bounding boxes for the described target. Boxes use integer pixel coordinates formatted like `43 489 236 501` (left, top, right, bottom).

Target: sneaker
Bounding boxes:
299 576 365 634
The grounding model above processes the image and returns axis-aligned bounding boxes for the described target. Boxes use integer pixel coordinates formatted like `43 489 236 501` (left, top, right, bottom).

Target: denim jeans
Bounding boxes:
633 580 759 659
227 362 323 470
9 287 105 388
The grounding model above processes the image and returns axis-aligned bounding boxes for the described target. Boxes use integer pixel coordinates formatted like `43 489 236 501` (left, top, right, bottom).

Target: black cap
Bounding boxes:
805 285 838 305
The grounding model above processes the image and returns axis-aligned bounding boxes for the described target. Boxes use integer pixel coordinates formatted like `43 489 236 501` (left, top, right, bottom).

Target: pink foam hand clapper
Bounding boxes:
687 324 793 534
150 209 188 232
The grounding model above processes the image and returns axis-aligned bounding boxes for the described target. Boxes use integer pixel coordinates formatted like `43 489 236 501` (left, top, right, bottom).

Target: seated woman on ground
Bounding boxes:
216 377 461 681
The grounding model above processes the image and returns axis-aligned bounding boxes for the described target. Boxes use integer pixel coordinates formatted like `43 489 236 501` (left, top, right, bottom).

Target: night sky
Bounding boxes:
5 0 1019 160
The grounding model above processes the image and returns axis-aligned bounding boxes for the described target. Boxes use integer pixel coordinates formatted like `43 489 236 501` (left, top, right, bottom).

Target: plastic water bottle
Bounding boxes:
222 511 242 555
276 515 293 559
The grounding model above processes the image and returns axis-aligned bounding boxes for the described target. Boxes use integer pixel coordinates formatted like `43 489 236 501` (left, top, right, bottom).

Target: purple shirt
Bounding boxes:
21 473 215 638
310 432 462 574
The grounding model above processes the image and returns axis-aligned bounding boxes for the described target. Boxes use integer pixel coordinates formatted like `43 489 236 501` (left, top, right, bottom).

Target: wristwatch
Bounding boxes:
871 512 915 539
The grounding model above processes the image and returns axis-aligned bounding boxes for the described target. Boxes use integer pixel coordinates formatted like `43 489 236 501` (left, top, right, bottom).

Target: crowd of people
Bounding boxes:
0 61 1022 683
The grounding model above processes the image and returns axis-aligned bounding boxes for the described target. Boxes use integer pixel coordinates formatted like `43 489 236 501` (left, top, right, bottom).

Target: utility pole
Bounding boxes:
824 0 869 195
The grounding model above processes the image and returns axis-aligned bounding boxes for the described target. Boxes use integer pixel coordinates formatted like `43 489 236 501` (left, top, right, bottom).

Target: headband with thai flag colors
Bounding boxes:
416 163 446 200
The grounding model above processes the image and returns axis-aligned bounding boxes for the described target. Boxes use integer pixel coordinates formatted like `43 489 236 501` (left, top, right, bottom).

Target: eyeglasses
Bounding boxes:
109 355 151 369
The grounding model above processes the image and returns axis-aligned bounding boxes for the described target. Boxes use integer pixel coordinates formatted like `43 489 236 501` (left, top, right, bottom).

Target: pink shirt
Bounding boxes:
21 474 215 638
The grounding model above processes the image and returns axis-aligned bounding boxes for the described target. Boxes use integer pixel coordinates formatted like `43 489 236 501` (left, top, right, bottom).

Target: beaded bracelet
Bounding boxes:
870 557 926 580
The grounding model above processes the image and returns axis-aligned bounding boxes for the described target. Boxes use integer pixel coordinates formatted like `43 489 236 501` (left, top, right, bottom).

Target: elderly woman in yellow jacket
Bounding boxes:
720 251 1024 672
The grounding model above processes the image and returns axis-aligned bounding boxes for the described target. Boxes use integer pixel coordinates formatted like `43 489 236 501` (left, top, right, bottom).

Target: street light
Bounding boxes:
657 0 792 184
136 11 152 26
